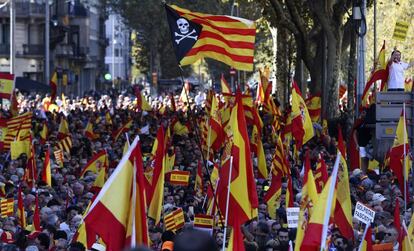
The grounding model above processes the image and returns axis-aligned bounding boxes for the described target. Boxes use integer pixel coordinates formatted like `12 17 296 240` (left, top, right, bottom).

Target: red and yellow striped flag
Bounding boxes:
41 149 52 186
83 137 149 250
314 154 328 193
165 5 256 71
4 112 32 150
0 198 14 217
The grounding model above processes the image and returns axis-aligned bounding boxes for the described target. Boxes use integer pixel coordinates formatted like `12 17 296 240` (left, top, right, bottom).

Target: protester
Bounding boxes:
0 84 411 251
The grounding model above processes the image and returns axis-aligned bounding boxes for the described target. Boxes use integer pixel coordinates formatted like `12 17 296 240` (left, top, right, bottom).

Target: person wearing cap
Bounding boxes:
161 231 175 251
1 231 14 245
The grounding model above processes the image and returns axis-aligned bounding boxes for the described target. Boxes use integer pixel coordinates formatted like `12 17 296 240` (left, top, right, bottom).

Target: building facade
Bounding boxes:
104 13 131 89
0 0 107 96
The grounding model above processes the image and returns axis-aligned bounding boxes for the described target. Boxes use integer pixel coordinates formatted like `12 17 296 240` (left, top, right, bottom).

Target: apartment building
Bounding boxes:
0 0 107 96
104 13 131 90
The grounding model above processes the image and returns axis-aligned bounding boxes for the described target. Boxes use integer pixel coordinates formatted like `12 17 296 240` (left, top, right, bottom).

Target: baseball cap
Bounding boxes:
372 193 386 202
1 231 14 244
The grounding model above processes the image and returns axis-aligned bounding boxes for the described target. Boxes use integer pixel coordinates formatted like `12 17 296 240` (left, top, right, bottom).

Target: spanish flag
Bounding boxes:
112 119 133 142
134 86 152 112
85 121 98 140
295 150 318 251
302 154 341 249
264 166 282 219
305 93 321 123
58 117 70 139
165 4 256 71
291 82 314 149
250 124 268 179
194 160 203 196
217 89 258 251
335 126 354 239
0 73 14 99
221 74 231 94
358 225 373 251
208 94 225 151
389 110 411 202
83 137 149 250
80 151 108 177
41 149 52 186
145 126 166 225
33 193 41 231
361 41 388 108
17 186 26 229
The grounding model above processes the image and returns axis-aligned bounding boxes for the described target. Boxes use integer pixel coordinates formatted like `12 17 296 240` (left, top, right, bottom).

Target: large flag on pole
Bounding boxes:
83 137 149 250
295 150 318 251
165 4 256 71
145 126 166 225
389 109 411 202
335 126 354 239
217 90 258 251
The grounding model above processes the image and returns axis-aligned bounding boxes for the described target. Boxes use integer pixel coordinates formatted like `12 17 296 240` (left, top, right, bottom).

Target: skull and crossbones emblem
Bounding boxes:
175 18 198 44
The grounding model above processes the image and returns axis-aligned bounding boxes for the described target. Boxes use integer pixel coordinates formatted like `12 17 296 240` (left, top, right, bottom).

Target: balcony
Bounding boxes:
0 2 45 18
0 44 9 56
22 44 44 57
55 44 88 61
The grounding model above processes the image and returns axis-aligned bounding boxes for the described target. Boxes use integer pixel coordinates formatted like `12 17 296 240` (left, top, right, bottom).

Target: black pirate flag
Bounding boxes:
165 4 202 64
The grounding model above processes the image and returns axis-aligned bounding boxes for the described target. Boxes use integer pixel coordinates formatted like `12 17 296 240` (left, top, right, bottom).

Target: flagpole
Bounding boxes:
403 102 407 212
320 153 341 251
222 156 233 251
177 66 225 230
131 147 137 246
357 223 370 251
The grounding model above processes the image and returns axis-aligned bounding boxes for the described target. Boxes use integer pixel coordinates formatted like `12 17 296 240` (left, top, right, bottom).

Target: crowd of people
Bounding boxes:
0 83 411 251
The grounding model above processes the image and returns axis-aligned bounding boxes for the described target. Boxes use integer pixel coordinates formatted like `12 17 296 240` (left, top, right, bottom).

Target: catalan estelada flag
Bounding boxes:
0 73 14 99
165 4 256 71
83 137 149 250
